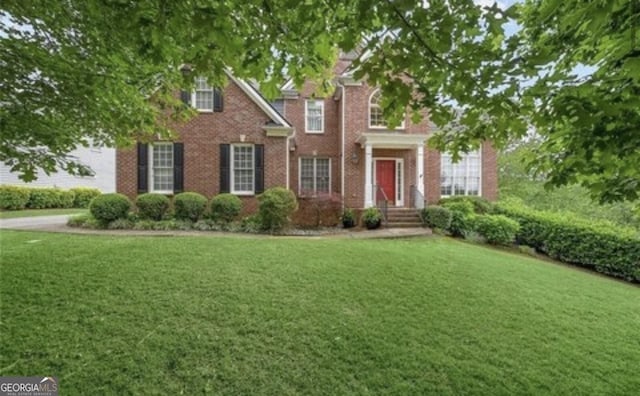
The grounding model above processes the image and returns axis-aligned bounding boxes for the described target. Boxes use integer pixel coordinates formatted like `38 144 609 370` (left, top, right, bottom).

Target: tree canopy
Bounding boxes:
1 0 638 202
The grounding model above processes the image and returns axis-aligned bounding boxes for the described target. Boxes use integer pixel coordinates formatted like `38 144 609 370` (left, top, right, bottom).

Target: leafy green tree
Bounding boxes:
1 0 638 204
499 141 640 229
510 0 640 203
1 0 350 179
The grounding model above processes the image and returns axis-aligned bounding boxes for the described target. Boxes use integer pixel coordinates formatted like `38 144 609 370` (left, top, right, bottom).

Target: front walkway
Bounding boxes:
0 215 432 239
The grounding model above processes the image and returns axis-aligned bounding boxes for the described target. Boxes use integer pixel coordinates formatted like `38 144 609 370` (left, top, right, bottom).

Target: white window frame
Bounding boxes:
298 157 331 196
231 144 255 195
440 150 482 197
305 99 324 133
149 142 174 194
368 89 405 130
192 77 214 112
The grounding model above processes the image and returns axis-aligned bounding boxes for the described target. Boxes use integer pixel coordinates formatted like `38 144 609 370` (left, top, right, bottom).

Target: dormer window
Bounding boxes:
368 89 405 129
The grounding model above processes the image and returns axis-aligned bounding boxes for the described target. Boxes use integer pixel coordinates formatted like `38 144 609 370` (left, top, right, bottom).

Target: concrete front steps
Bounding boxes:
384 208 423 228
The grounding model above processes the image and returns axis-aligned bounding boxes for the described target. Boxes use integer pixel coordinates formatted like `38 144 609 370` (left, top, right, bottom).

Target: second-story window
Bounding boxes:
194 77 214 111
188 77 223 112
369 90 385 128
368 89 405 129
305 99 324 133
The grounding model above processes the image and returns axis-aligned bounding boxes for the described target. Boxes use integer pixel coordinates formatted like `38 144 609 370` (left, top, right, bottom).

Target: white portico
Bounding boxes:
356 132 429 209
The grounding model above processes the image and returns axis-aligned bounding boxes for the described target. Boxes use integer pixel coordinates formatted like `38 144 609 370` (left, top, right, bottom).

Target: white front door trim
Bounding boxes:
364 143 374 207
373 157 404 207
416 145 425 209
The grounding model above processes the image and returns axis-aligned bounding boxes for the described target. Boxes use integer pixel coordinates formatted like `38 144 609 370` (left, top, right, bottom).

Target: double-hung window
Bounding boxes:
440 150 481 196
193 77 214 111
305 99 324 133
231 144 254 194
150 143 174 193
300 158 330 195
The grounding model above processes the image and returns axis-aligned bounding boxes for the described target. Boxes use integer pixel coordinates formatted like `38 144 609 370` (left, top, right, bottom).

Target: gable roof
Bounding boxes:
225 72 292 128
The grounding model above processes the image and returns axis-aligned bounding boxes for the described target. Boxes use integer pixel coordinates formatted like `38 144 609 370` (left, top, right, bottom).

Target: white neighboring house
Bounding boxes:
0 145 116 192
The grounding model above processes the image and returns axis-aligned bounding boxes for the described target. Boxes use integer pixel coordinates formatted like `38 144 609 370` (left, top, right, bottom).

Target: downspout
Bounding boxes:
285 100 295 190
339 81 346 209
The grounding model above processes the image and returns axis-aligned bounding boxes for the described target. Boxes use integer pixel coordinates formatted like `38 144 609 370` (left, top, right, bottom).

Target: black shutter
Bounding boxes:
180 90 191 106
173 143 184 194
220 144 230 193
254 144 264 194
213 88 223 112
137 143 148 193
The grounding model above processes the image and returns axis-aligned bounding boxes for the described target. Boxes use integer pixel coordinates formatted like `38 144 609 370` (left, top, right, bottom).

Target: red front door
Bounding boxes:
376 160 396 205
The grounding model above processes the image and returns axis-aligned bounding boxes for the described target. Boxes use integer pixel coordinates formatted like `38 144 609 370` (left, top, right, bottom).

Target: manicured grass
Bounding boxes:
0 208 87 219
0 231 638 395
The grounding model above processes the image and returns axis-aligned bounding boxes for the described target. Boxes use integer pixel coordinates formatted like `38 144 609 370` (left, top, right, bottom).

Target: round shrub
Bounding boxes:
70 187 101 208
442 200 475 237
136 193 170 221
257 187 298 232
89 193 132 223
421 205 452 230
0 186 31 210
27 188 61 209
472 214 520 245
174 192 207 222
210 193 242 223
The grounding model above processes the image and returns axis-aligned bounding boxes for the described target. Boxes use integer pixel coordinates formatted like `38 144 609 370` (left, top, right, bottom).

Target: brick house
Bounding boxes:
116 54 497 223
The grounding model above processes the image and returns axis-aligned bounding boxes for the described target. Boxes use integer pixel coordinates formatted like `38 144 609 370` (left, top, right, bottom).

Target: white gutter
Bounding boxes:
286 100 295 190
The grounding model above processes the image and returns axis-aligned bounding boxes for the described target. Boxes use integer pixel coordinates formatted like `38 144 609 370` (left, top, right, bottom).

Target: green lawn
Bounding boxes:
0 208 87 219
0 231 638 395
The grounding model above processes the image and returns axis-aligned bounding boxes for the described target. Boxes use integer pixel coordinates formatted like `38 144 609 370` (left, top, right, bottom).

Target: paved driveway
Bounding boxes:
0 215 74 230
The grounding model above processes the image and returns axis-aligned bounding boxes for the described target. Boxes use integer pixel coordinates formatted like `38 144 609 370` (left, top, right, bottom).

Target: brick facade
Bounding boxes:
116 80 288 214
116 62 499 212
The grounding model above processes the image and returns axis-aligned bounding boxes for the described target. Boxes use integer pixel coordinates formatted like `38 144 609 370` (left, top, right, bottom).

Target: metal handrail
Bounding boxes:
410 185 425 209
374 184 389 227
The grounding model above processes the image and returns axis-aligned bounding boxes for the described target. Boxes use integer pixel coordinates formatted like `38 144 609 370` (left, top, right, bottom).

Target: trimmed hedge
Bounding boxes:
27 188 66 209
70 188 101 208
59 190 75 208
136 193 171 221
471 214 520 245
210 193 242 223
174 192 207 222
257 187 298 232
496 202 640 282
0 186 31 210
439 196 494 214
421 205 452 230
0 186 100 210
89 193 132 223
441 200 475 237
